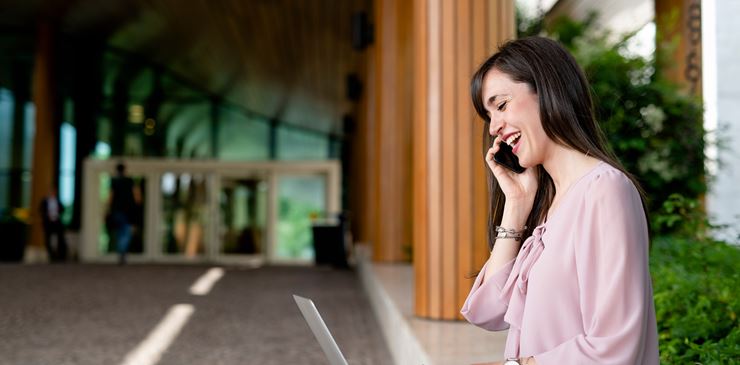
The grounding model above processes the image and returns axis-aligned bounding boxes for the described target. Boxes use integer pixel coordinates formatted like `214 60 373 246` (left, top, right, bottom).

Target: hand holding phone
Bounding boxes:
485 136 538 210
494 142 526 173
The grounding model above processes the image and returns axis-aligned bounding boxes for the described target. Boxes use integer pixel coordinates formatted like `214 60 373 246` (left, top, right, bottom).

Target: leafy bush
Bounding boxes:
650 194 739 363
653 193 711 239
650 234 740 363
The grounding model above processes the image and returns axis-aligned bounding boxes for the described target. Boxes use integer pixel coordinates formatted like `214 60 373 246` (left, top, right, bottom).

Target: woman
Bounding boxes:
460 37 659 364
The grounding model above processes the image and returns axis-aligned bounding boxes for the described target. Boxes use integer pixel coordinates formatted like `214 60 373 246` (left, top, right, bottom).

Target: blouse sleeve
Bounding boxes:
535 171 654 364
460 258 516 331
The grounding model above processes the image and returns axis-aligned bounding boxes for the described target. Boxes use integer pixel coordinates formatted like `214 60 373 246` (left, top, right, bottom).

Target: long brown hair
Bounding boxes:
471 37 649 249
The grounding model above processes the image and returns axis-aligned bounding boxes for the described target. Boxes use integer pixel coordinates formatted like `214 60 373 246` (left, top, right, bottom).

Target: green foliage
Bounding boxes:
540 15 707 233
277 198 319 258
650 195 740 363
650 235 740 364
653 193 710 239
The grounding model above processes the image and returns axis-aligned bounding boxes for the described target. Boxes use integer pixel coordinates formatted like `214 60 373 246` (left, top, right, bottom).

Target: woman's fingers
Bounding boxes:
483 138 538 204
485 136 501 165
487 136 514 174
491 135 501 153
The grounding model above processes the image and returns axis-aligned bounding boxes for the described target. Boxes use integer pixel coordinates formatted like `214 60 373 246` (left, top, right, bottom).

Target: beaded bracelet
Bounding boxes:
494 225 527 241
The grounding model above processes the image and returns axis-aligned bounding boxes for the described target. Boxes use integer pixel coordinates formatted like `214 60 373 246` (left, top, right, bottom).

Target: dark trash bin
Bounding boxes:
311 213 350 268
0 211 28 262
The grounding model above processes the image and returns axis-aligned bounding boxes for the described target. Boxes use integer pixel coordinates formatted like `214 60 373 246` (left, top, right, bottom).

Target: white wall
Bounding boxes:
705 0 740 242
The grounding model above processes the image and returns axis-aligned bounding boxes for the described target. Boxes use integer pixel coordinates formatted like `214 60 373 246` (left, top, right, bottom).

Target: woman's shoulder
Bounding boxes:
582 162 640 201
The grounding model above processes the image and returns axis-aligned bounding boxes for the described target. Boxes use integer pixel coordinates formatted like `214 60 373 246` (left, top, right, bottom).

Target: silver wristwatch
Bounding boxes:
503 358 521 365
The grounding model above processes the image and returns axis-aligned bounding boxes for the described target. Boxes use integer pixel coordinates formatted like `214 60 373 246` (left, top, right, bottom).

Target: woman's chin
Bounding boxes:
517 157 530 169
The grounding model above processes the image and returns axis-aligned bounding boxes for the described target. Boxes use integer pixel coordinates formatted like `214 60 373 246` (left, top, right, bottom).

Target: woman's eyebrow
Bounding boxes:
486 94 507 107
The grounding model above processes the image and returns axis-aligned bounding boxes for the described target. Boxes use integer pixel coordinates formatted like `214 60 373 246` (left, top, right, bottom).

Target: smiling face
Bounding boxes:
481 68 554 168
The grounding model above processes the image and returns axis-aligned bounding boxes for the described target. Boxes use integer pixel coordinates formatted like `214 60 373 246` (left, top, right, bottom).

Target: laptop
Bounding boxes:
293 295 349 365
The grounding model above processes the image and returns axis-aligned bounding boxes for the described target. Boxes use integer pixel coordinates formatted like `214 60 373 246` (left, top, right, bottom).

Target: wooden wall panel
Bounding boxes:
352 33 375 247
370 0 414 263
455 0 474 318
440 0 457 320
471 0 491 278
412 0 430 318
396 0 414 263
426 0 443 317
412 0 514 320
372 0 391 261
366 0 513 319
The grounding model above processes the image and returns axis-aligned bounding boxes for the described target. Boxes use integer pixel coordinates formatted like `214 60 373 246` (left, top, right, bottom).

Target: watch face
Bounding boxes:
504 360 520 365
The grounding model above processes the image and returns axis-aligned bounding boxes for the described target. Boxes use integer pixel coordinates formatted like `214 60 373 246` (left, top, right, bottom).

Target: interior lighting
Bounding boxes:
129 105 144 124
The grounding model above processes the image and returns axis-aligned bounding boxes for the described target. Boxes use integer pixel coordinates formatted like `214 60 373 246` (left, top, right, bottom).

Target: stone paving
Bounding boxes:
0 263 392 365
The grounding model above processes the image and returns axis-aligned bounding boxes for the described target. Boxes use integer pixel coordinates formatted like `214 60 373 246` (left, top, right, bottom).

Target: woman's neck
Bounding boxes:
542 145 601 194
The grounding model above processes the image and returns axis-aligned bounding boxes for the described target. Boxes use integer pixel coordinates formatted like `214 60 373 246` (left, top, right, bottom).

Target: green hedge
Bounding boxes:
650 236 740 364
650 195 740 363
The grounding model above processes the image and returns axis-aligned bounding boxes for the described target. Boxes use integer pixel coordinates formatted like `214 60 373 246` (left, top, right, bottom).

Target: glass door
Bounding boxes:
82 159 341 265
98 172 146 257
274 174 327 263
219 176 268 257
159 172 208 258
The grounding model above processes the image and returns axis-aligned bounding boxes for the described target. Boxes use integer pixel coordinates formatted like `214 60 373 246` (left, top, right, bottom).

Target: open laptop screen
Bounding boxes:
293 295 349 365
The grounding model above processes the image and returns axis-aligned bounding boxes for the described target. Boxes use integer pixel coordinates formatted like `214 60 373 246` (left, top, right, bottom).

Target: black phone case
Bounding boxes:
494 143 526 173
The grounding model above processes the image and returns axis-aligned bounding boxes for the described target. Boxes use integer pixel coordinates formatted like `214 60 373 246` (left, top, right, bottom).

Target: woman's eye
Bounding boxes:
496 101 507 111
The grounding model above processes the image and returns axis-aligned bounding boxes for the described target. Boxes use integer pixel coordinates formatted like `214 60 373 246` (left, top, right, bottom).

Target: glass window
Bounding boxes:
161 72 207 101
165 103 210 158
0 88 12 168
218 108 270 160
59 122 76 224
21 102 35 208
277 127 329 160
0 88 13 210
128 68 153 104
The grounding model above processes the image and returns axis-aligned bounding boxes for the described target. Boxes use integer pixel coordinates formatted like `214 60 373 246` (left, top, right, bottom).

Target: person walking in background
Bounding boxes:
461 37 659 364
108 163 140 265
40 186 68 262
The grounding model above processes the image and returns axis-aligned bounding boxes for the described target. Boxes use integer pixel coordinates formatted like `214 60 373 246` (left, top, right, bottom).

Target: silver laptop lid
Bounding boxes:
293 295 349 365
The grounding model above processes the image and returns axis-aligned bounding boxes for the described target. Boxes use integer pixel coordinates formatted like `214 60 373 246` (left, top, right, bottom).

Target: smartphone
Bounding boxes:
494 142 526 173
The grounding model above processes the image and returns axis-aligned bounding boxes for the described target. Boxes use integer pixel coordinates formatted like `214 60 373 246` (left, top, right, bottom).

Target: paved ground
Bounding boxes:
0 264 392 365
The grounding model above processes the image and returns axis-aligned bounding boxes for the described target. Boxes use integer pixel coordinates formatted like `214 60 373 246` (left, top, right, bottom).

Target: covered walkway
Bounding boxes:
0 264 392 365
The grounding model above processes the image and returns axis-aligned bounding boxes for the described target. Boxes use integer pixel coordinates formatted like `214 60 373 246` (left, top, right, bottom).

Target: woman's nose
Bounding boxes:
489 121 503 137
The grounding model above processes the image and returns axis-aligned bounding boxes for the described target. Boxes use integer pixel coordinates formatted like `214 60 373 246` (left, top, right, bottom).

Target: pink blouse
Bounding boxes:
461 162 659 364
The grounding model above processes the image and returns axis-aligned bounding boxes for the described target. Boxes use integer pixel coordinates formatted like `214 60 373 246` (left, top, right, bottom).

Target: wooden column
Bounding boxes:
29 22 59 249
656 0 703 96
413 0 514 320
655 0 704 208
367 0 414 262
